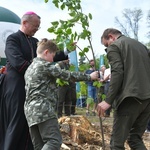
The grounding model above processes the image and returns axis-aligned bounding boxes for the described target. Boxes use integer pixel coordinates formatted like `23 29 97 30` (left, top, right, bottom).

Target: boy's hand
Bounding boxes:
90 71 98 80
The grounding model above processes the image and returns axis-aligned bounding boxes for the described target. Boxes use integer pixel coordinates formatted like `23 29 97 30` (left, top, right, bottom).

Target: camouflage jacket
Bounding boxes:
24 57 91 127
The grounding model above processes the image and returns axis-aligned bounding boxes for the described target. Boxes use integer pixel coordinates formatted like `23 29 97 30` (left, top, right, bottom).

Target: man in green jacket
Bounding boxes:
97 28 150 150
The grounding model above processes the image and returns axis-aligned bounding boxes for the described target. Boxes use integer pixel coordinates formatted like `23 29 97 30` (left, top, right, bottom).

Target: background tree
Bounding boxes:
115 8 143 41
147 10 150 39
144 10 150 49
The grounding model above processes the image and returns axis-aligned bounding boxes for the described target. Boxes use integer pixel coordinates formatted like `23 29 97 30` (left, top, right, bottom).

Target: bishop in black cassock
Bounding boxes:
0 30 38 150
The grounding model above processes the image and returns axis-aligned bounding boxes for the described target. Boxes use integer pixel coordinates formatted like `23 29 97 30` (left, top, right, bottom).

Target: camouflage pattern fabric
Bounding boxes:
24 57 91 127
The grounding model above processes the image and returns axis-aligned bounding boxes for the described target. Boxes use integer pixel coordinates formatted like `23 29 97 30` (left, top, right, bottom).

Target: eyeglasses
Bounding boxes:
28 21 41 30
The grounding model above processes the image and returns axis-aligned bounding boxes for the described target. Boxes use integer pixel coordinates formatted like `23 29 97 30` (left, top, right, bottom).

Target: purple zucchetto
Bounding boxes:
24 11 37 15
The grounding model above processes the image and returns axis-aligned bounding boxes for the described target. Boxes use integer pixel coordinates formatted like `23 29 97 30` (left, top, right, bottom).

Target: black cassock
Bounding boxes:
0 30 38 150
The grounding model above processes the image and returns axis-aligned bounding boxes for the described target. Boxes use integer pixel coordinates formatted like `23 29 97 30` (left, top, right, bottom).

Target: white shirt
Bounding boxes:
104 68 111 82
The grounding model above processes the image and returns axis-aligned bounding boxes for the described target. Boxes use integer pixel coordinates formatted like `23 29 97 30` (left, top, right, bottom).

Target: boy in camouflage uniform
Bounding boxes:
24 38 98 150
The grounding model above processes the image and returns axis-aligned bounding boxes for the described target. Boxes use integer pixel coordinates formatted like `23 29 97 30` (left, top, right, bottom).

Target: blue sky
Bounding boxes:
0 0 150 59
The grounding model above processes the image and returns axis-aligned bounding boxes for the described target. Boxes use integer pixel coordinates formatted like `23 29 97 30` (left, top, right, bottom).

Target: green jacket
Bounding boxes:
24 57 91 127
106 35 150 108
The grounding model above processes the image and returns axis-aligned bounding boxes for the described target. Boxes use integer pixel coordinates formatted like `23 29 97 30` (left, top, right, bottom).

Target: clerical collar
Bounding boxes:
25 34 31 38
19 30 31 38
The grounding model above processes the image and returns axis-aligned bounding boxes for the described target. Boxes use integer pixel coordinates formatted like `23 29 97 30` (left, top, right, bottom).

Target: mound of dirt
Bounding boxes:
59 115 150 150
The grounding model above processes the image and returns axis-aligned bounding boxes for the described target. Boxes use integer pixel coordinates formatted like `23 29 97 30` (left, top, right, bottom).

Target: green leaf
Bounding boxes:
69 64 76 71
47 27 54 33
76 3 81 10
66 28 72 34
88 13 92 20
102 94 106 100
79 64 88 71
74 32 77 40
65 1 72 7
67 22 74 27
52 0 59 8
60 3 65 10
93 81 102 88
79 32 86 39
60 20 64 24
45 0 48 3
93 81 98 86
83 47 89 53
79 81 87 95
57 42 64 51
56 28 63 34
51 21 59 26
56 78 69 86
69 12 76 17
79 51 84 56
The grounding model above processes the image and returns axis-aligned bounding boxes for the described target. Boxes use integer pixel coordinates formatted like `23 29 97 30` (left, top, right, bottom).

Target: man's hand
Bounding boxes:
97 101 111 117
0 66 6 74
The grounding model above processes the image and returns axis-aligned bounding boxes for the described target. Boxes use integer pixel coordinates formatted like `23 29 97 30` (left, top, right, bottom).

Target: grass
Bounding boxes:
75 106 113 126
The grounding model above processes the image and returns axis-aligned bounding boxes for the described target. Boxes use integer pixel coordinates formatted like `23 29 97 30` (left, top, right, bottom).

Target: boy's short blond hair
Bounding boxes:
37 38 58 54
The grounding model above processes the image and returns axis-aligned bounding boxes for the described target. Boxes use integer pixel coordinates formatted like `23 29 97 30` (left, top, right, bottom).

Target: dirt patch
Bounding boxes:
59 115 150 150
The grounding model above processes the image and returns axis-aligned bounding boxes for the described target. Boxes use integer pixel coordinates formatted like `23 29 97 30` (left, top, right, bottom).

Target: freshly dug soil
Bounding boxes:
59 115 150 150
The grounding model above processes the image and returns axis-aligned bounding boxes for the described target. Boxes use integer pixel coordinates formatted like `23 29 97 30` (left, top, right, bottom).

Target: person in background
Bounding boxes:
97 28 150 150
85 59 97 116
103 66 111 117
99 65 106 80
53 51 72 118
0 11 41 150
24 38 98 150
70 82 77 115
98 65 106 103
